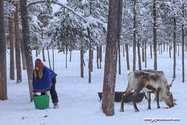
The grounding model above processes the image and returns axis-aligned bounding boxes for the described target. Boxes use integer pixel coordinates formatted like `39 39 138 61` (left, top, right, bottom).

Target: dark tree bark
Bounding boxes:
182 3 185 82
137 40 142 70
41 29 46 62
80 48 84 78
53 49 54 71
36 47 38 57
102 0 122 116
153 0 157 70
145 41 147 68
100 45 102 69
70 50 72 62
118 42 121 74
150 45 152 59
91 49 93 72
133 0 136 71
47 47 51 69
20 0 34 102
142 42 144 62
123 45 125 57
9 17 15 80
89 45 92 83
178 44 179 56
173 17 176 78
20 37 26 70
65 46 67 68
126 44 130 70
14 4 22 83
97 46 100 69
0 0 7 100
169 42 172 58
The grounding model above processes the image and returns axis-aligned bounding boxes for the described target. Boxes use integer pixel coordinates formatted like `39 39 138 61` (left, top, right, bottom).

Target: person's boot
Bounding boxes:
54 103 58 109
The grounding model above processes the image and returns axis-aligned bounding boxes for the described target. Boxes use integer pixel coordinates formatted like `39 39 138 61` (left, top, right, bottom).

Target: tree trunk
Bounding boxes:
20 37 26 70
118 43 121 74
102 0 122 116
65 46 67 68
145 41 147 68
153 0 157 70
0 0 7 100
169 41 172 58
173 17 176 78
70 50 72 62
41 29 45 62
20 0 34 102
178 43 179 56
137 40 142 70
36 47 38 57
14 4 22 83
133 0 136 71
182 3 184 82
91 49 93 72
100 45 102 69
126 44 130 70
89 45 92 83
150 45 152 59
47 47 51 69
9 17 15 80
142 42 144 62
53 49 54 71
80 48 84 78
97 46 99 69
42 49 45 62
123 45 125 57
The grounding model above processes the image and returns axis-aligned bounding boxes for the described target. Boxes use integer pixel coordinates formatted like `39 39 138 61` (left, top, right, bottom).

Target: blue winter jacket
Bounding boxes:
32 63 57 92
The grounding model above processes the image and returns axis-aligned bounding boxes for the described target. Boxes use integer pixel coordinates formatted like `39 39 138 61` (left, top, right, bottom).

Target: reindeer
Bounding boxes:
120 70 174 112
143 69 174 101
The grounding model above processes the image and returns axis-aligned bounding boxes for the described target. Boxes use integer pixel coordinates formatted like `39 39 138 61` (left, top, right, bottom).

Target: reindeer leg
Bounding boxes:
144 92 148 99
131 90 141 112
156 87 161 108
147 92 151 109
120 90 132 112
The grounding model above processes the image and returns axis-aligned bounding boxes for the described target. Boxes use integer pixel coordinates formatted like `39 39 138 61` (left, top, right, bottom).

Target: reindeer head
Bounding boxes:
163 91 174 108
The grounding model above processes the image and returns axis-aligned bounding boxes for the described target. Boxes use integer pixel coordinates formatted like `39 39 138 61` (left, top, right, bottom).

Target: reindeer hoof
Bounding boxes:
120 108 124 112
135 109 139 112
148 107 151 110
157 106 160 109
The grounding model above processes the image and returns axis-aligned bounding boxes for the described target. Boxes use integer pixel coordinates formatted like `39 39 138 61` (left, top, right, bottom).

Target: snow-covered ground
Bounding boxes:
1 46 186 125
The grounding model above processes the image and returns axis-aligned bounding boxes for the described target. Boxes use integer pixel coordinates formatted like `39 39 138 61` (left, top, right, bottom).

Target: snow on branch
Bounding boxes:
27 0 86 23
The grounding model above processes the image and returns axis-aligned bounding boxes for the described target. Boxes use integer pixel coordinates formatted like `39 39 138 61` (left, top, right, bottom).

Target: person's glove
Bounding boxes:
45 91 50 96
32 92 38 96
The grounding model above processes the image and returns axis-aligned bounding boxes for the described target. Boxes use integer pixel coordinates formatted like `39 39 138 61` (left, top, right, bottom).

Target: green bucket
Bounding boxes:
33 95 49 109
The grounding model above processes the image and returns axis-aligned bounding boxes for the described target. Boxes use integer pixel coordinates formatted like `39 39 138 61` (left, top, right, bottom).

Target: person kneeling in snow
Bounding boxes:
32 58 59 109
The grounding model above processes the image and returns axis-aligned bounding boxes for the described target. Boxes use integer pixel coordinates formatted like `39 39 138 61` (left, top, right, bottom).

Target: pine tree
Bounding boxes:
102 0 123 116
0 0 7 100
20 0 34 102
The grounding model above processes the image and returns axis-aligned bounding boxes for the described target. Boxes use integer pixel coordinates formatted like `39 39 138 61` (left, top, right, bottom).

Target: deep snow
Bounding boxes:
0 46 186 125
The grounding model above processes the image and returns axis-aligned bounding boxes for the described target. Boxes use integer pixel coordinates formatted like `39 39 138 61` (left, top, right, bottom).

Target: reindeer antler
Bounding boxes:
169 78 175 88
